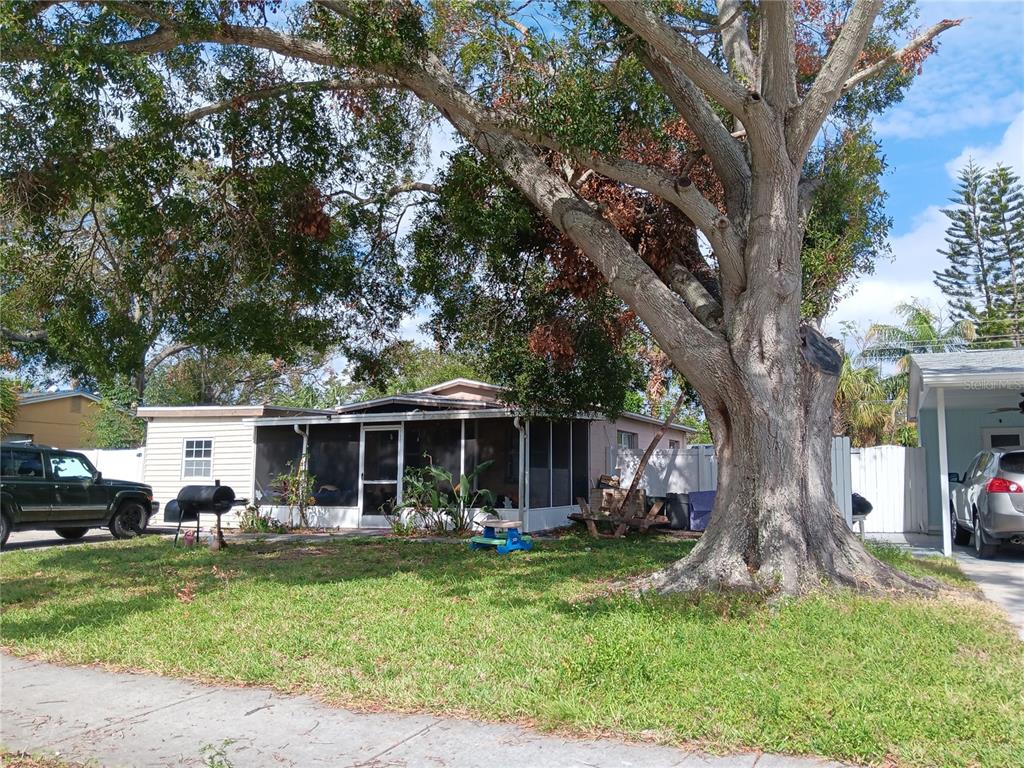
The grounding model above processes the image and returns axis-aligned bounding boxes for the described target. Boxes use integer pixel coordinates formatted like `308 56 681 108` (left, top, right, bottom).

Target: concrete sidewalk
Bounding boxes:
0 655 851 768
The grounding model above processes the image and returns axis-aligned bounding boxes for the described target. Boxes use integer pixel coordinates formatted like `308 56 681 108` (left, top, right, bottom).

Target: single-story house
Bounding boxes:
908 349 1024 554
5 390 102 448
136 379 695 532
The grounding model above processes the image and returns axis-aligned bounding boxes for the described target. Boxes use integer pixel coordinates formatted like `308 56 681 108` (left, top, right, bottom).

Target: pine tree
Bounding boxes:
980 164 1024 347
934 160 1005 339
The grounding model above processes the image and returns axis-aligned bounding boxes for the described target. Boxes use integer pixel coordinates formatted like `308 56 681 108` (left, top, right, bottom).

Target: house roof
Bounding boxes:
138 377 697 433
135 404 331 419
416 378 502 396
908 349 1024 417
618 410 697 433
332 393 500 414
18 390 102 406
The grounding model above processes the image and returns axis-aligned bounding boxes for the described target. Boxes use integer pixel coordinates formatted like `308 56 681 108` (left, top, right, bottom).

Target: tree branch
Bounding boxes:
761 0 798 109
6 4 735 382
598 1 751 118
1 327 48 344
524 136 743 281
329 180 438 206
178 76 397 124
635 47 750 217
789 0 883 159
797 176 825 223
671 6 741 38
841 18 963 93
405 63 731 382
144 341 194 377
666 265 724 329
716 0 757 87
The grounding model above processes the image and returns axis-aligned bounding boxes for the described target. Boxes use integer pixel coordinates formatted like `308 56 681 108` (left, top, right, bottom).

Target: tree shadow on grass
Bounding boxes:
1 535 696 643
1 592 170 644
3 534 977 650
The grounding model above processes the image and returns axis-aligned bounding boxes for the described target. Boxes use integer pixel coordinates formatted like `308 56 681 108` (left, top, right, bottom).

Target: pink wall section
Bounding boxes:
588 416 692 485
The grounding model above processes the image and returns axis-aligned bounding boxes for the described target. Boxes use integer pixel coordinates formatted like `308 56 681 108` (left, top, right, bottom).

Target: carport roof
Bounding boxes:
908 349 1024 416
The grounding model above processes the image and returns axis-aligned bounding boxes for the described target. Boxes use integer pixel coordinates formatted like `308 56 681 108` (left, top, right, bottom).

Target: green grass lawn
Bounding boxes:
2 534 1022 767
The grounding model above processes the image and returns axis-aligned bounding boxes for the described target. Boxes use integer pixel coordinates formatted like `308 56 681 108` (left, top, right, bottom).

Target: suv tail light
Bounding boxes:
987 477 1023 494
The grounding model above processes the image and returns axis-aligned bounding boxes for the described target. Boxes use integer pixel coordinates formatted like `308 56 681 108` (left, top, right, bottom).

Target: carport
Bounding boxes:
908 349 1024 555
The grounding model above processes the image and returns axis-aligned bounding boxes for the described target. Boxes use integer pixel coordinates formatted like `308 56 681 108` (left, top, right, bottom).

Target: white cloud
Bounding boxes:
945 110 1024 175
876 90 1022 141
873 2 1024 141
827 279 947 338
827 205 950 335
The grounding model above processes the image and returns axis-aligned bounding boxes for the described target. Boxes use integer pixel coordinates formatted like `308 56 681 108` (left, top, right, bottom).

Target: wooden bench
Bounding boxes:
469 519 533 554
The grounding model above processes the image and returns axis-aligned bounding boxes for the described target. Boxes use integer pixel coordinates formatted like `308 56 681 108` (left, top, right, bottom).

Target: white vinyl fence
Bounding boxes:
613 436 855 524
78 448 145 483
610 444 718 496
849 445 929 534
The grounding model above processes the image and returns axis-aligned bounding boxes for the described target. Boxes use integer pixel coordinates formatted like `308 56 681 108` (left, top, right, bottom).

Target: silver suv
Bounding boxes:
949 450 1024 558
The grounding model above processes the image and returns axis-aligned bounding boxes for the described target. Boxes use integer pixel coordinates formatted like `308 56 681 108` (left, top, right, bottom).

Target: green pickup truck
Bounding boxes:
1 441 157 548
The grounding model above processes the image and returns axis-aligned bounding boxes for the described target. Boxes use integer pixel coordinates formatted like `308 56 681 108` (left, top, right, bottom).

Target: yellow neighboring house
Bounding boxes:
6 391 102 449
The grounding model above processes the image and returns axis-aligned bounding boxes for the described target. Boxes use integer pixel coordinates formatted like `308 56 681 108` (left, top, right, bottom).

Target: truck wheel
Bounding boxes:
55 527 89 540
1 511 10 549
109 502 145 540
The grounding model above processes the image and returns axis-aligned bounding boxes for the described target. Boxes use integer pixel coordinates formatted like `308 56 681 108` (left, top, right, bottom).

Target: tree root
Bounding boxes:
637 536 940 599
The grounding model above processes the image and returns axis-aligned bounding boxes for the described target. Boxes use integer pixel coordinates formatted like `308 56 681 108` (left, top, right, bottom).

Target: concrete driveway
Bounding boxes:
954 544 1024 640
2 527 175 552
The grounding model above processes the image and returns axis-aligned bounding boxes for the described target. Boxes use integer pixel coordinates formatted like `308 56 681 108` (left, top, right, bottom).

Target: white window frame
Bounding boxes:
617 430 639 450
982 427 1024 451
181 438 214 480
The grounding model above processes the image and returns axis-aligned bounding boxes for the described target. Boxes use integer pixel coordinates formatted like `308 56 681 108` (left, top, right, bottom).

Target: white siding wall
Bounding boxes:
589 417 691 482
143 418 255 528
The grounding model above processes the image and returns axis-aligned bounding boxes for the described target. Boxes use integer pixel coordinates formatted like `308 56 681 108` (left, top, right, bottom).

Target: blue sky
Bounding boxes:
827 0 1024 337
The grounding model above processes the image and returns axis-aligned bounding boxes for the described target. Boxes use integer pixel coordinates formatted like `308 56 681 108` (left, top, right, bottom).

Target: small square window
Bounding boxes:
668 439 680 450
183 439 213 479
616 430 639 450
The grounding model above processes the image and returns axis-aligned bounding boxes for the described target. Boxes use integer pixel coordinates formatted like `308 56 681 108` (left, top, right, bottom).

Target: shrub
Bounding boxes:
396 456 497 535
271 463 318 528
237 502 287 534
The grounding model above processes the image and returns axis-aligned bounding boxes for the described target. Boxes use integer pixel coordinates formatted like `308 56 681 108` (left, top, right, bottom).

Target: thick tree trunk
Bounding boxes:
642 357 929 595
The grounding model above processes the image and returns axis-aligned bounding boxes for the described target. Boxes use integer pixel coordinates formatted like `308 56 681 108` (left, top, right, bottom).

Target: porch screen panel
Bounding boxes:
254 426 304 504
467 418 520 509
551 421 571 506
307 424 360 506
529 420 551 508
404 420 461 479
571 421 589 501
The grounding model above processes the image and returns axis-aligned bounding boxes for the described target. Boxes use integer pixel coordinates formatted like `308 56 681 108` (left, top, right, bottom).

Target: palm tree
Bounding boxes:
864 300 976 372
834 354 899 447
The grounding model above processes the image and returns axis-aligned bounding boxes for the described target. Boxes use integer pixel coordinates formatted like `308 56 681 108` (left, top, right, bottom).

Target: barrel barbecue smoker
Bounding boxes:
167 481 246 547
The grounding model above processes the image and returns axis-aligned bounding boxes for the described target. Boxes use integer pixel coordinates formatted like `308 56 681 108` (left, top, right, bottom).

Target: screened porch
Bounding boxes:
250 413 590 532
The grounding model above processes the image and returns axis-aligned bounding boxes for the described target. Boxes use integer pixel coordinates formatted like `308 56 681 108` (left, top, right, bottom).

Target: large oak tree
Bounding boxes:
1 0 959 594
